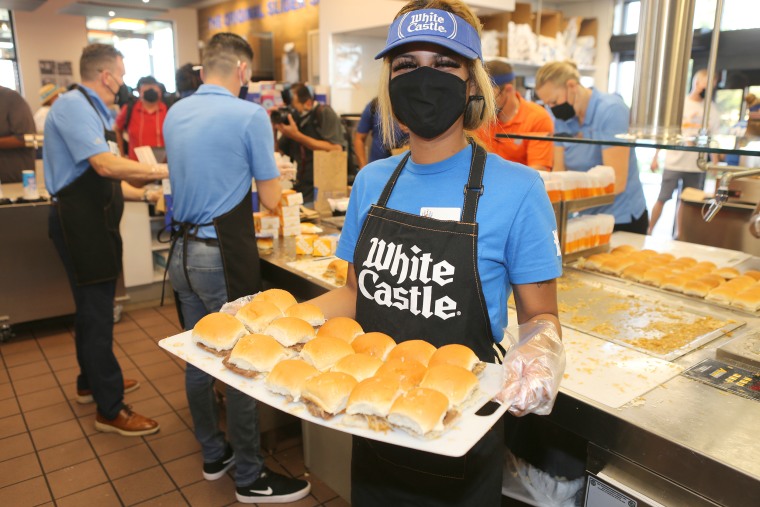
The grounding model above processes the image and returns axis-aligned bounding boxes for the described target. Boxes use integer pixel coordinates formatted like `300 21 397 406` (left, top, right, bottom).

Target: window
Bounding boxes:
86 17 177 92
0 9 19 91
616 0 760 34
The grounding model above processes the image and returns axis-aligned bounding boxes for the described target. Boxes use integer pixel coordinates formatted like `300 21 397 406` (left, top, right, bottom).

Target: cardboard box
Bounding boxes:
280 215 301 228
312 235 338 257
279 204 300 218
281 190 304 207
280 225 301 237
295 234 318 255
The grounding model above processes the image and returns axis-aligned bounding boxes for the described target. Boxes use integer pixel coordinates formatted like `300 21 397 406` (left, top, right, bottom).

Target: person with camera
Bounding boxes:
114 75 167 161
274 83 346 201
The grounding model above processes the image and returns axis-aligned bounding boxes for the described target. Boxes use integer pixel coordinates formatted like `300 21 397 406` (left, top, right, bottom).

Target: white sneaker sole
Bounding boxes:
94 420 160 437
203 457 236 481
77 381 141 404
236 484 311 504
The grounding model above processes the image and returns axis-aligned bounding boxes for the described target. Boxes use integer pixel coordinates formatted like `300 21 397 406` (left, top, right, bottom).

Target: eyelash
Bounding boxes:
391 59 461 72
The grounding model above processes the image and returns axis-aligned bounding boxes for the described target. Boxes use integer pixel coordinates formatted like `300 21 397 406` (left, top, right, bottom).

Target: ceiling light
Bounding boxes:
143 0 150 3
108 18 147 31
108 10 115 17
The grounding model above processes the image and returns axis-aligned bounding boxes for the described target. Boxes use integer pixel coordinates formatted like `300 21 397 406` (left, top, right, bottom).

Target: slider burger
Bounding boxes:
375 357 426 391
428 343 486 376
387 339 437 367
334 261 349 286
222 334 292 378
419 364 479 410
344 376 402 432
301 371 358 420
351 332 396 360
387 387 450 437
331 353 383 382
253 288 298 312
192 312 247 356
264 317 316 350
317 317 364 343
235 300 282 333
300 335 354 371
284 302 326 327
265 359 319 402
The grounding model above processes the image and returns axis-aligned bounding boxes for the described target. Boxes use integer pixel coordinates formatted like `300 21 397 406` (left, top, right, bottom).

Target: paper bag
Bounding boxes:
313 150 347 216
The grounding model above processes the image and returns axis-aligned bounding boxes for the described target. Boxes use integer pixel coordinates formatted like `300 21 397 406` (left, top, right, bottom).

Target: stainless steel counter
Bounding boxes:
259 230 760 506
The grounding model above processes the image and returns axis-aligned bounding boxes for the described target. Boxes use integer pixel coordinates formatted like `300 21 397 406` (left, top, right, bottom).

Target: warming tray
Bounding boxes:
159 331 508 457
555 272 745 361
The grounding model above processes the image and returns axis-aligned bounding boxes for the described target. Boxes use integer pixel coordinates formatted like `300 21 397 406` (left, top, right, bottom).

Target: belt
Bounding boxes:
185 236 219 247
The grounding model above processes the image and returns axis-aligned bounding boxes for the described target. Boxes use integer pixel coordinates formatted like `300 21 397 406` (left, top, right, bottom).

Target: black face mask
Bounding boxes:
143 89 160 103
115 84 132 107
551 102 576 121
389 66 467 139
699 88 706 100
238 85 249 100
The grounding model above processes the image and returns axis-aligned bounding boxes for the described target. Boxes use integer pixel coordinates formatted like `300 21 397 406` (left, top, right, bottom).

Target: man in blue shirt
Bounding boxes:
44 44 168 436
164 33 310 504
353 97 408 169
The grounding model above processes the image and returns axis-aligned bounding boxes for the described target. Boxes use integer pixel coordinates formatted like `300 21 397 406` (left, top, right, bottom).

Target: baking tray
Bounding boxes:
554 272 745 361
159 332 508 457
285 257 342 288
567 264 760 318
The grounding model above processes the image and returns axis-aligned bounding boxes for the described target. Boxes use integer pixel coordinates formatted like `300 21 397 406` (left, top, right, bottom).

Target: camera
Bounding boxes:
270 107 292 125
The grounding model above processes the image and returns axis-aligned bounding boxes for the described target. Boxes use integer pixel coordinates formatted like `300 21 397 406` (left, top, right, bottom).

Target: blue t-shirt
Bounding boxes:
356 100 408 163
44 86 113 194
337 144 562 342
554 88 647 224
164 84 280 239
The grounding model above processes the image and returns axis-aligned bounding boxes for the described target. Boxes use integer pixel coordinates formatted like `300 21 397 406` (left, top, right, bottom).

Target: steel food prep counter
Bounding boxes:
259 229 760 506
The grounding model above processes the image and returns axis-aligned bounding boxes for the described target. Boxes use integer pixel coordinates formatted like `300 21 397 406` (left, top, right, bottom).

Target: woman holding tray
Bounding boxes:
310 0 566 505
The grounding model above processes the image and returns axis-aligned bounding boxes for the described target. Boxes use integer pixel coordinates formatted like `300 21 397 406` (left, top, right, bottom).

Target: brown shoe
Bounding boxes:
95 406 160 437
77 379 140 404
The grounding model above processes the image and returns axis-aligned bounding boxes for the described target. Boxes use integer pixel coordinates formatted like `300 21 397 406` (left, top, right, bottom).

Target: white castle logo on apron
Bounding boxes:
359 237 459 320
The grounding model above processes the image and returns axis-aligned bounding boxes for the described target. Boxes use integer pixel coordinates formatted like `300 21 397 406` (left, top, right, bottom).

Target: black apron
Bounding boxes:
169 189 262 302
351 142 505 507
52 87 124 285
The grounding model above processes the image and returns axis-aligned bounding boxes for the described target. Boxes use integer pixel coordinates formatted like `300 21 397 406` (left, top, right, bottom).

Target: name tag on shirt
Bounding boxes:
108 140 120 156
420 207 461 221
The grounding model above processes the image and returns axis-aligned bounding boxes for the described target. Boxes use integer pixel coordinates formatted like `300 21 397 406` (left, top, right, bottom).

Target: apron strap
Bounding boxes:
461 141 487 224
75 86 111 133
376 151 412 207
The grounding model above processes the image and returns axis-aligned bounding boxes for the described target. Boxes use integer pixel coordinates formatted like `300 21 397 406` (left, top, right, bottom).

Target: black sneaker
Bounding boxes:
203 444 235 481
236 467 311 504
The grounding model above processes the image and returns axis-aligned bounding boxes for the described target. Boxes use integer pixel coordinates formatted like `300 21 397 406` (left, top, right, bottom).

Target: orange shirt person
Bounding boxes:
477 60 554 171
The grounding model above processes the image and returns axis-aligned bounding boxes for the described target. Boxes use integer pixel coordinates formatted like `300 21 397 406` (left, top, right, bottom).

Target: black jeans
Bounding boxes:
613 210 649 235
49 207 124 419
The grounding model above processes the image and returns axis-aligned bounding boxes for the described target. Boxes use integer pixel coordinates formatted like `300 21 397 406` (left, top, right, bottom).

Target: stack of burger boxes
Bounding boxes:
279 189 303 237
254 211 279 237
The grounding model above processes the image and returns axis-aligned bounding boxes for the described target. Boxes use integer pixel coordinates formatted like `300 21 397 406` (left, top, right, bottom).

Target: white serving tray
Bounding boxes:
159 331 509 457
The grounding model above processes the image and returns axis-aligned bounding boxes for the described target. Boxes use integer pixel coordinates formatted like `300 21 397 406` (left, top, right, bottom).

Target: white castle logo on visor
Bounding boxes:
358 237 459 321
398 11 458 39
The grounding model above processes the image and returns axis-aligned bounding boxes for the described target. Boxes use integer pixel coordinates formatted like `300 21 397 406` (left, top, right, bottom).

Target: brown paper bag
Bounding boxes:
313 150 347 216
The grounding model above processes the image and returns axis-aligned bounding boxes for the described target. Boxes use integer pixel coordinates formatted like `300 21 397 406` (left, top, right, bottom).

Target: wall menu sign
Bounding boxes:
208 0 320 30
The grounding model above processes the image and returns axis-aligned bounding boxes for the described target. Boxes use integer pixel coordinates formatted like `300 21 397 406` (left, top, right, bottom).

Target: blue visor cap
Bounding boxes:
375 9 482 61
491 72 515 86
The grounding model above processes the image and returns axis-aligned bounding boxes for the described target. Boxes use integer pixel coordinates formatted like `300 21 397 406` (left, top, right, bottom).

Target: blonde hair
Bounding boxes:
535 61 580 90
377 0 495 148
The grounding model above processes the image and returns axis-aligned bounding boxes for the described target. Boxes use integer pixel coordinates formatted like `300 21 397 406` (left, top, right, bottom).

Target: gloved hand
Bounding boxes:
495 320 566 416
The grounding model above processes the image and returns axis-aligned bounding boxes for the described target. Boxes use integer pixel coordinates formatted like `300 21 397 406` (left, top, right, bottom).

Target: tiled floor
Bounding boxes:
0 306 349 507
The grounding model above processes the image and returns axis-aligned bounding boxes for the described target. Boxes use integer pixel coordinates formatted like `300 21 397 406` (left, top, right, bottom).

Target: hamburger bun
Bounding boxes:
420 364 479 409
223 334 292 377
743 270 760 281
620 262 651 282
387 339 437 367
192 312 247 356
387 387 450 436
334 261 349 286
301 371 358 419
265 317 316 348
253 289 298 312
610 245 636 255
598 256 636 275
265 359 319 402
660 274 689 292
692 261 717 272
323 258 342 277
731 284 760 311
428 343 484 375
714 267 740 280
235 300 283 334
375 357 426 391
300 335 355 371
579 253 614 271
331 353 383 382
317 317 364 343
652 253 675 264
345 376 402 431
641 268 669 286
284 302 326 327
682 275 724 298
256 237 274 254
351 332 396 360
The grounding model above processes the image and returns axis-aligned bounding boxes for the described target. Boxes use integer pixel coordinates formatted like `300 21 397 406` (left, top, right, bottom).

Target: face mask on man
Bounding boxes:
699 88 707 100
143 89 160 103
551 102 576 121
389 66 472 139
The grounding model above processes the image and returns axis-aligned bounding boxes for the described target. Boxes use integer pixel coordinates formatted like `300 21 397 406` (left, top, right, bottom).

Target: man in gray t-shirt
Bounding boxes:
275 83 346 201
0 86 35 183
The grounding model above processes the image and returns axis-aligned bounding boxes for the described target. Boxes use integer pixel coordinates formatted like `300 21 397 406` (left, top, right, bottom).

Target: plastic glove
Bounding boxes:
495 320 566 416
219 294 257 315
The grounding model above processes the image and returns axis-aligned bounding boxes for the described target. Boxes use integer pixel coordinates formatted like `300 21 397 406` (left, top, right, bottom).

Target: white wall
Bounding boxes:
330 34 386 114
13 0 200 112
